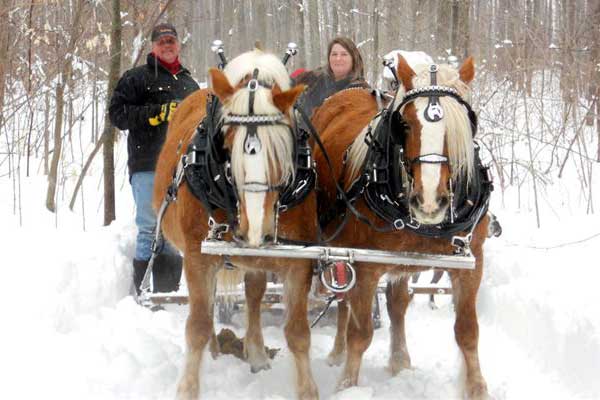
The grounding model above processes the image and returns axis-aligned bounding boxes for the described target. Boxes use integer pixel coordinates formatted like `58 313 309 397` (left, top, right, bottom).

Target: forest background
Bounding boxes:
1 0 599 228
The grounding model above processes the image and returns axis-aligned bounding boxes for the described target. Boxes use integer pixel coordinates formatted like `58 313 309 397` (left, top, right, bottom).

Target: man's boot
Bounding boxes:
152 252 183 293
133 259 149 295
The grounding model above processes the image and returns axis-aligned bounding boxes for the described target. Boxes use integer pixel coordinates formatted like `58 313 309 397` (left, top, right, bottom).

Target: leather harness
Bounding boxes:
181 73 316 232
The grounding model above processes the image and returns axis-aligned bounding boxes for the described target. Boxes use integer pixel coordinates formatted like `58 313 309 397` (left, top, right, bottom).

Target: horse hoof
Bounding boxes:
467 380 489 400
335 377 357 392
250 361 271 373
326 351 345 366
386 358 411 376
298 385 319 400
176 379 199 400
209 336 220 360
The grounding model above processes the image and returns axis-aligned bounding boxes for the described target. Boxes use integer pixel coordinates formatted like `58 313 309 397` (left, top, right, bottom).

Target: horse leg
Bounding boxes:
450 258 489 400
385 277 412 375
337 267 380 390
176 251 219 400
243 271 271 373
326 299 349 366
284 263 318 399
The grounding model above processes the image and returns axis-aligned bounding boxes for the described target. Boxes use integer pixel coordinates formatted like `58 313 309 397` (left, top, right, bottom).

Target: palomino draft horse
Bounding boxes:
153 50 319 399
312 55 491 399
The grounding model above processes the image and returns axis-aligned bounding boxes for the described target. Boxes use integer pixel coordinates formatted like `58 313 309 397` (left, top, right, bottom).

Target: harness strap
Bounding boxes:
397 87 478 136
295 106 398 237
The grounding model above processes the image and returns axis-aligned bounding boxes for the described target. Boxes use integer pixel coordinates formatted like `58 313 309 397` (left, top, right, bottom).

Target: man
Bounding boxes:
109 23 199 294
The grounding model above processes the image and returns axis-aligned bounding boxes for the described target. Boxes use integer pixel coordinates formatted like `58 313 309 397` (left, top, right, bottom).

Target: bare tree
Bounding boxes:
46 0 88 212
0 0 12 134
102 0 122 225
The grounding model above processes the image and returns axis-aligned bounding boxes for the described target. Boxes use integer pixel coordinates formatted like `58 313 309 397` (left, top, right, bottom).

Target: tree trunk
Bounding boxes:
102 0 122 225
46 0 86 212
371 0 380 83
295 0 307 69
0 0 11 134
44 92 50 175
591 0 600 160
437 0 452 57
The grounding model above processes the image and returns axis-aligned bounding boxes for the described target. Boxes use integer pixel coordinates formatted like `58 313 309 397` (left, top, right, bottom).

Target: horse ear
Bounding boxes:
209 68 234 101
459 57 475 84
395 54 416 91
273 84 306 113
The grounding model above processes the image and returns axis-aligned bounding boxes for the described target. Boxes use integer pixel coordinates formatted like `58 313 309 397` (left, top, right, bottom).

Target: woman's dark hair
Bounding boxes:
326 37 365 81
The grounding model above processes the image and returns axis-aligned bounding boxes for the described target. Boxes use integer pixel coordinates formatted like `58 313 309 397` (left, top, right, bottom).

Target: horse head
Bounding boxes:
209 50 305 247
393 55 476 225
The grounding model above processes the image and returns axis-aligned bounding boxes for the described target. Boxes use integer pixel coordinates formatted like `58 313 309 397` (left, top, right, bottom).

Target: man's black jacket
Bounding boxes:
109 54 199 176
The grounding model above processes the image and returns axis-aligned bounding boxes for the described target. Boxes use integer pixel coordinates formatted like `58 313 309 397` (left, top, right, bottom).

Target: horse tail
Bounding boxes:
216 268 245 301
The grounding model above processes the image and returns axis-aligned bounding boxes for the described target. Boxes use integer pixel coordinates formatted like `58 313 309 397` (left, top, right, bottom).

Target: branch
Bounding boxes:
131 0 176 68
68 129 110 210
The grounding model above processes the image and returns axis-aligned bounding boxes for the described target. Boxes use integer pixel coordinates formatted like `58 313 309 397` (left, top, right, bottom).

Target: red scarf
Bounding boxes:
152 52 181 75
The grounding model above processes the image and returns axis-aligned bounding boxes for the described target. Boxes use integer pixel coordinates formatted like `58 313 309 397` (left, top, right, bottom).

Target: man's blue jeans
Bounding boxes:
131 171 177 261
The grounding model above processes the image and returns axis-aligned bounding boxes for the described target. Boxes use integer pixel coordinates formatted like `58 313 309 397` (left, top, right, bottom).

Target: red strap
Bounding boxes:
334 262 347 300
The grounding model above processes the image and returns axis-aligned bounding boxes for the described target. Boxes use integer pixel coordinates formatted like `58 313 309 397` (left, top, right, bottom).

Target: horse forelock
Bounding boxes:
224 50 291 91
401 63 474 184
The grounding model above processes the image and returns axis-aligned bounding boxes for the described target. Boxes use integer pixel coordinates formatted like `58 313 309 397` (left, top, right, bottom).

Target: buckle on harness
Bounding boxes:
406 219 421 229
451 233 473 256
247 79 259 92
186 148 201 165
207 217 230 240
292 178 308 196
393 219 405 230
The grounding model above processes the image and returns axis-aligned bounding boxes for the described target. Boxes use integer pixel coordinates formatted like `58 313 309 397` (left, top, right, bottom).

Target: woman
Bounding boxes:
294 37 369 119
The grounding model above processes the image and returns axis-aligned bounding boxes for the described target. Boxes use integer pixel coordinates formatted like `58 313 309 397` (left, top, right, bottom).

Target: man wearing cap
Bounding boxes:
109 23 199 295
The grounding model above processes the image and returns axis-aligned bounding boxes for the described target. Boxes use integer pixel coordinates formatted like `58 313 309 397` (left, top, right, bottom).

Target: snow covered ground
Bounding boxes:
2 162 600 400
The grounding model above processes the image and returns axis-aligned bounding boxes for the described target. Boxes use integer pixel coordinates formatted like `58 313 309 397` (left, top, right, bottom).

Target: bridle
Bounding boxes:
327 62 490 243
222 68 295 194
393 64 478 179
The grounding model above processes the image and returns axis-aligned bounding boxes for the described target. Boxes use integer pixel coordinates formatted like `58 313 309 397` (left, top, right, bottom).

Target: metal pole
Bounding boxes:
201 240 475 270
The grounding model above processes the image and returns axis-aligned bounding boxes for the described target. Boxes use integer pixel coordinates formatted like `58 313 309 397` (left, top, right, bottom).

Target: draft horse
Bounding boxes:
312 56 491 399
153 50 318 399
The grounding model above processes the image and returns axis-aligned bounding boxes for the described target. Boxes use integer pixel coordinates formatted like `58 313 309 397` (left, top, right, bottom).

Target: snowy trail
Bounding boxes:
2 182 599 399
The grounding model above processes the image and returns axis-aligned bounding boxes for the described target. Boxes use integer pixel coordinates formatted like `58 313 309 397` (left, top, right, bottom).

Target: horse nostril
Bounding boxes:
438 194 449 208
409 193 422 209
263 235 274 244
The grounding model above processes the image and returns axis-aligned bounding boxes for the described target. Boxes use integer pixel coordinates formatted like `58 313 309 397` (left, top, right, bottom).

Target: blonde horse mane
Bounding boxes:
347 62 475 185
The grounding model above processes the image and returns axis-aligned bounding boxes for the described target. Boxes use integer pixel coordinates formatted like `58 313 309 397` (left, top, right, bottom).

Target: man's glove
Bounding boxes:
149 101 178 126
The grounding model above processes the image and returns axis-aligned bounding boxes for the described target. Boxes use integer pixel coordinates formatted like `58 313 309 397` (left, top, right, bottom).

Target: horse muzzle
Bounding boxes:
409 192 449 225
